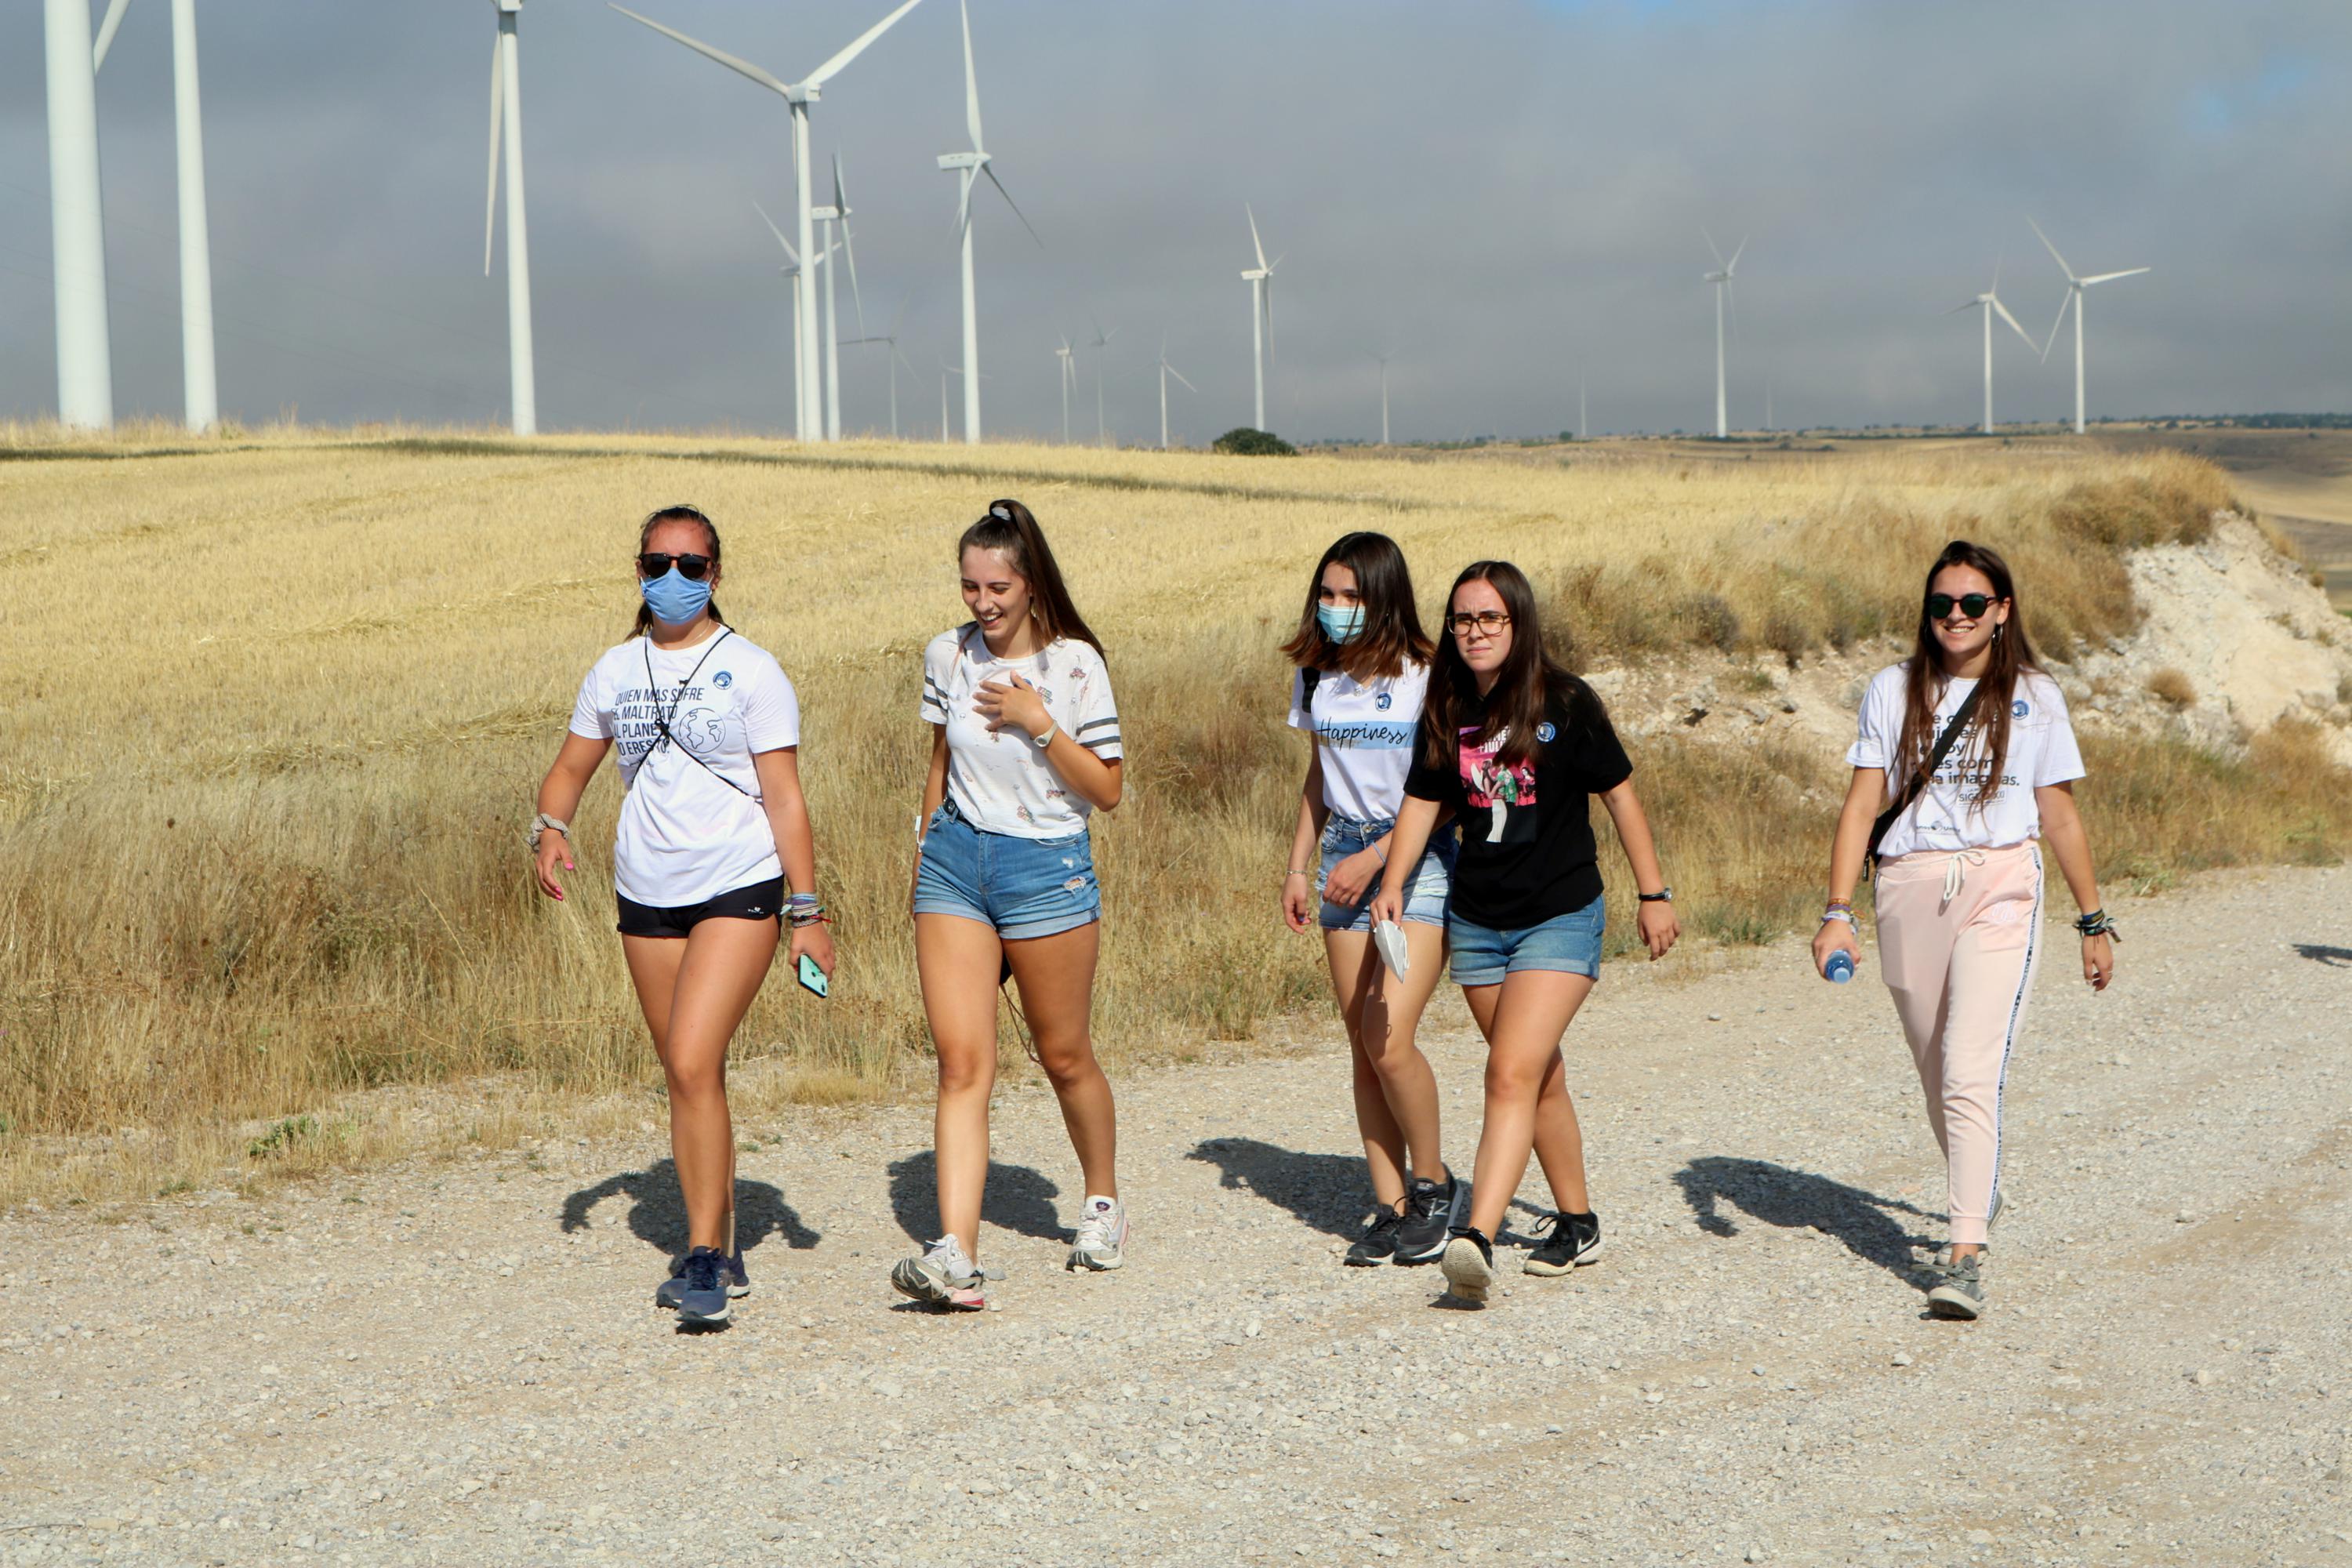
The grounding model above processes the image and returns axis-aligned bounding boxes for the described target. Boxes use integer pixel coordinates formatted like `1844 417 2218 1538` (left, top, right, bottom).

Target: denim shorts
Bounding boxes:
1318 813 1456 933
913 799 1102 940
1447 894 1605 985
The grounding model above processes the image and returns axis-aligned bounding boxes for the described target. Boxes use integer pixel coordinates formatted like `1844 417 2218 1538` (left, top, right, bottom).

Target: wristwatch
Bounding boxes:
1638 887 1673 903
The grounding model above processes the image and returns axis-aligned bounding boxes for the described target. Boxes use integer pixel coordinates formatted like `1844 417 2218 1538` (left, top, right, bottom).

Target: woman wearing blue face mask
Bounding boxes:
1279 532 1462 1269
532 505 834 1328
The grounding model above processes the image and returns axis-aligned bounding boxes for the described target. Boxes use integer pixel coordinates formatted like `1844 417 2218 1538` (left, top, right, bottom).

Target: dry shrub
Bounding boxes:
2147 667 2198 709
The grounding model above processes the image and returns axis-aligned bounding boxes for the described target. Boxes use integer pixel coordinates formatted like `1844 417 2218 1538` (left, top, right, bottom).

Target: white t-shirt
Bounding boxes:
920 625 1123 838
1847 662 2084 859
1287 661 1430 822
569 627 801 906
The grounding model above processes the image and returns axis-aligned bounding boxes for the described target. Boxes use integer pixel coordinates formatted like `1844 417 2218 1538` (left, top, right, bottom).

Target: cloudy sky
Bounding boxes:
5 1 2348 441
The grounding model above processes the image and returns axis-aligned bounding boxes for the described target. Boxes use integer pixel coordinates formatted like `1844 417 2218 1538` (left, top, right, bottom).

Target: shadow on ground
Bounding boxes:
2293 942 2352 967
558 1159 820 1256
886 1152 1066 1244
1189 1137 1555 1243
1673 1156 1932 1282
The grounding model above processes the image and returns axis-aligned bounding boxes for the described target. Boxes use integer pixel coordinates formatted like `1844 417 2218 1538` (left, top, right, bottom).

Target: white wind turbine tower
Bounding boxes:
470 0 537 434
1944 256 2039 435
1054 335 1076 442
43 0 112 429
753 201 836 435
1372 350 1393 445
1702 230 1745 439
1156 334 1196 451
612 0 924 444
811 154 866 441
937 0 1040 445
2027 216 2150 436
92 0 215 431
1240 205 1283 430
1088 314 1117 445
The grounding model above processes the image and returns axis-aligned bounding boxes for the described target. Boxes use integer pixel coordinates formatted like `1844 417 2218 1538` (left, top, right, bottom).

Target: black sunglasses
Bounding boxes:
1926 592 1996 620
638 552 714 581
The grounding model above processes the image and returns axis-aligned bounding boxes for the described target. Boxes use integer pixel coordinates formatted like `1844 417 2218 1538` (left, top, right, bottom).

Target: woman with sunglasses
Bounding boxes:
1370 561 1679 1306
1813 540 2114 1320
1279 532 1463 1268
532 505 834 1328
892 499 1127 1311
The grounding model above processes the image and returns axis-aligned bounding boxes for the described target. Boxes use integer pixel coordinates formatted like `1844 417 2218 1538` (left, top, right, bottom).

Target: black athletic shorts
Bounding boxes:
615 876 786 939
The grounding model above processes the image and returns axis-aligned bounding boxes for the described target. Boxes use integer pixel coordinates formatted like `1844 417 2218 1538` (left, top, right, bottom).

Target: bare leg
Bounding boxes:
1327 923 1450 1205
1005 922 1116 1202
1458 971 1595 1240
916 913 1004 1261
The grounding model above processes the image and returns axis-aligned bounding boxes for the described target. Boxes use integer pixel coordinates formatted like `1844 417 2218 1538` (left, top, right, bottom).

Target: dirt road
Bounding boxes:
3 866 2347 1566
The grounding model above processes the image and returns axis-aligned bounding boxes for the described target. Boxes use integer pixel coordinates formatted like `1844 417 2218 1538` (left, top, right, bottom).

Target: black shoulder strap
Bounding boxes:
1300 665 1323 717
1865 678 1987 872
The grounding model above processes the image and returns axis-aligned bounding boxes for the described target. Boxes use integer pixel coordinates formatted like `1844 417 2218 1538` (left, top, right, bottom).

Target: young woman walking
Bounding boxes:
893 499 1127 1311
1279 532 1463 1267
1813 539 2116 1320
1370 561 1679 1305
533 505 834 1327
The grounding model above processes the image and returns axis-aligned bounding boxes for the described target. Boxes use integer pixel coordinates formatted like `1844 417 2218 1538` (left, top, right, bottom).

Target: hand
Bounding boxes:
974 672 1051 739
2082 931 2114 992
1281 873 1315 934
1367 883 1404 930
1636 898 1680 961
1813 917 1860 978
790 919 836 980
534 830 572 901
1322 846 1385 909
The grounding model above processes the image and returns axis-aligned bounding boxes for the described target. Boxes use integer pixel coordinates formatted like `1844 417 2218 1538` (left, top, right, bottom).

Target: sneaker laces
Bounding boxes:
1073 1203 1120 1251
1530 1210 1592 1245
1362 1203 1406 1240
1410 1181 1451 1221
681 1249 724 1294
924 1236 977 1282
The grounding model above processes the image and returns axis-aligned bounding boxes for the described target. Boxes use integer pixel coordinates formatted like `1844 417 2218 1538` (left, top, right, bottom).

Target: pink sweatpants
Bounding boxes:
1873 840 2045 1246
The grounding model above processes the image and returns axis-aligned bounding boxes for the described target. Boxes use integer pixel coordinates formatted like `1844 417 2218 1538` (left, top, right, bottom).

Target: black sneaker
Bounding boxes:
656 1247 749 1309
1439 1226 1497 1304
1345 1200 1408 1266
674 1247 732 1326
1523 1210 1602 1276
1395 1172 1462 1265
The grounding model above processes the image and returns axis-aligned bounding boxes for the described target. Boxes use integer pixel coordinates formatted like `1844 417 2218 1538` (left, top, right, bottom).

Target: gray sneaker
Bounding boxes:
1067 1196 1128 1272
891 1236 989 1311
1926 1250 1988 1320
656 1247 748 1309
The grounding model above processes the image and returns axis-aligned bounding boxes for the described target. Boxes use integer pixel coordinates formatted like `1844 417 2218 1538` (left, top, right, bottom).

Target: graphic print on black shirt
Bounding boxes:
1461 732 1538 844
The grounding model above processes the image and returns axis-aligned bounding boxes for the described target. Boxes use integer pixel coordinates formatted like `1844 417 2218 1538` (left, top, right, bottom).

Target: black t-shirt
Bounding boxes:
1403 682 1633 930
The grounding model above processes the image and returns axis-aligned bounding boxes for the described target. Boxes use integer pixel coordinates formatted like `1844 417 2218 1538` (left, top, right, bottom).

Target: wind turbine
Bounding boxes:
2027 217 2150 436
1054 335 1076 443
1578 370 1588 441
1372 350 1392 445
1088 314 1117 445
936 0 1040 445
840 301 912 441
463 0 538 434
1702 230 1745 439
91 0 215 431
811 153 866 441
612 0 925 443
1156 334 1196 451
43 0 112 429
1944 256 2040 434
753 201 836 436
1240 205 1283 430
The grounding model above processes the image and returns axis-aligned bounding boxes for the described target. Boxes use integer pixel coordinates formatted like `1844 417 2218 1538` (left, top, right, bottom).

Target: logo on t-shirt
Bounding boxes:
1374 691 1393 711
1461 730 1537 846
2013 698 2028 718
713 670 734 689
1536 720 1556 743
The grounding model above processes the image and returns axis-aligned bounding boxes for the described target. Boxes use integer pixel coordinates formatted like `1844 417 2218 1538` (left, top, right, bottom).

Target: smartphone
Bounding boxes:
797 953 829 999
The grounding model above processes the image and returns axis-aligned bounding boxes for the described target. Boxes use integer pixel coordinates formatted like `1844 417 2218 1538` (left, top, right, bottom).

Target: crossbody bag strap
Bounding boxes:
1864 679 1987 876
640 629 756 800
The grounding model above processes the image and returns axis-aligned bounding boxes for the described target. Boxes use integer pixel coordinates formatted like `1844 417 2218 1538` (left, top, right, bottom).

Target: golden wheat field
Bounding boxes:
2 426 2345 1207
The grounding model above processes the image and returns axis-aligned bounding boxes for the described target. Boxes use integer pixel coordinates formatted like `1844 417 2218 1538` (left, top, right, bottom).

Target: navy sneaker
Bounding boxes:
656 1247 749 1309
674 1247 732 1326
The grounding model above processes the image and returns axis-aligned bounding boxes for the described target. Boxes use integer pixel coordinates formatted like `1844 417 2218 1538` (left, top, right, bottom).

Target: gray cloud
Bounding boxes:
4 0 2347 441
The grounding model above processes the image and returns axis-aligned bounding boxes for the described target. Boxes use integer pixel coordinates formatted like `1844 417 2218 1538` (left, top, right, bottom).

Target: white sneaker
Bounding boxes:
891 1235 987 1311
1067 1196 1128 1272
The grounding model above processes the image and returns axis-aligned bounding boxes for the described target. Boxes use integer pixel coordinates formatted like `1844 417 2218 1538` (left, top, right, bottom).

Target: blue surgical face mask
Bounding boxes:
1316 603 1365 644
641 567 713 627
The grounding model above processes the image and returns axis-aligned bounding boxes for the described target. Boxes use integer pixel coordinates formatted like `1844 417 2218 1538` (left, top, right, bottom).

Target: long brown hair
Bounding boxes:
630 504 726 637
958 498 1104 655
1419 559 1606 771
1278 531 1434 681
1897 539 2041 810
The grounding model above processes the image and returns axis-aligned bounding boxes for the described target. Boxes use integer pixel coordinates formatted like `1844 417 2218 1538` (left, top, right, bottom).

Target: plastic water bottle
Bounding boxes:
1825 950 1855 984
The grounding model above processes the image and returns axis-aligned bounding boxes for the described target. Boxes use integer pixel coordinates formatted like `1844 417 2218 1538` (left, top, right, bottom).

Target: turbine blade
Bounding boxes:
2025 215 2075 282
2080 267 2151 285
832 151 848 212
2039 289 2071 363
1991 295 2037 350
1991 250 2003 294
1247 204 1269 272
806 0 927 90
93 0 134 71
960 0 983 151
753 200 800 265
608 5 792 97
1945 299 1981 315
1168 365 1197 394
1702 227 1726 269
1726 235 1747 274
835 156 866 336
485 38 504 277
983 165 1043 246
952 169 974 243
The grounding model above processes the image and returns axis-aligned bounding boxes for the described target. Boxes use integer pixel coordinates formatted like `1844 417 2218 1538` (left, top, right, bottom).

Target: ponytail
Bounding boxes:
957 498 1102 655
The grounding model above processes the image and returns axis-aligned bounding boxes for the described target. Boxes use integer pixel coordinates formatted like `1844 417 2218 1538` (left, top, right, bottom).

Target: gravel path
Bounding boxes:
5 866 2347 1567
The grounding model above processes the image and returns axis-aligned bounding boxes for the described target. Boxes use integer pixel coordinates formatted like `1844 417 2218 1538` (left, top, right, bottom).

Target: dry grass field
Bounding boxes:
3 425 2346 1207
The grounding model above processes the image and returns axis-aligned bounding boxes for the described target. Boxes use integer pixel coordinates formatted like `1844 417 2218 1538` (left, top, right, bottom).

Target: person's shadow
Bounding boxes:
2293 943 2352 967
560 1159 820 1257
1673 1156 1932 1283
1186 1137 1550 1243
886 1151 1067 1244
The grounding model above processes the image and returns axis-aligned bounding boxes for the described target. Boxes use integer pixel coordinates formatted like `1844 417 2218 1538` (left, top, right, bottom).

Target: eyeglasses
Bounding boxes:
1926 592 1995 621
1446 610 1512 636
638 552 713 581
